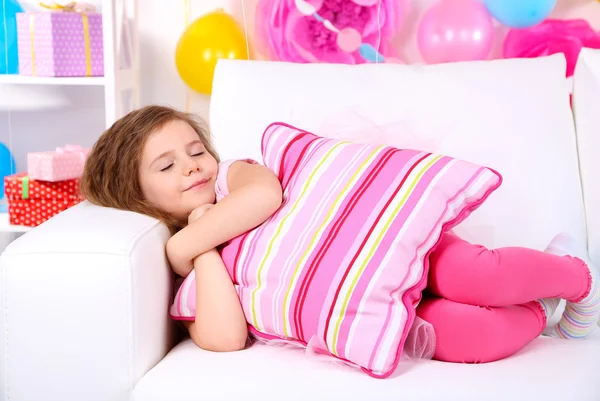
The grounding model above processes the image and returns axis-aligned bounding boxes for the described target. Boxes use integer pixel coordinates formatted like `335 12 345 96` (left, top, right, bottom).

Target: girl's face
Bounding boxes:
138 119 218 222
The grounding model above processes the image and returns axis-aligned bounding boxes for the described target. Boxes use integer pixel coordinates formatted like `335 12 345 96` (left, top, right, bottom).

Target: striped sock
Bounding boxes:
537 297 560 321
545 233 600 339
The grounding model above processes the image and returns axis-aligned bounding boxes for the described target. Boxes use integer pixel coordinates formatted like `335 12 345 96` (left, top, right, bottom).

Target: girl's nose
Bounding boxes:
184 162 201 176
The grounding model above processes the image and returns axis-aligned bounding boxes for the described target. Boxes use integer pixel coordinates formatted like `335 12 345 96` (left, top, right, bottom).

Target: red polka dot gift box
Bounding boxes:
3 173 83 227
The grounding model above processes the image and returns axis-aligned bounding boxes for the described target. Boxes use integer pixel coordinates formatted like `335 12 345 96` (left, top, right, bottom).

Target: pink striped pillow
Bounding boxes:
175 123 502 377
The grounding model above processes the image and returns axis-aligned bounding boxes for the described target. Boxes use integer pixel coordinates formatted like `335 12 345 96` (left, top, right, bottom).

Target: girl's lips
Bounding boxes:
184 178 209 191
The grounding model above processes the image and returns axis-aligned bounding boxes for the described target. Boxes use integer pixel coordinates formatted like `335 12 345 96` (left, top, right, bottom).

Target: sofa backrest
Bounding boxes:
573 48 600 264
210 55 586 251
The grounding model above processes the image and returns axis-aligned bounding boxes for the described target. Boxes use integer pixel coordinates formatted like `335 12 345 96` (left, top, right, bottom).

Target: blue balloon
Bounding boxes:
484 0 556 29
359 43 385 63
0 0 24 75
0 143 16 199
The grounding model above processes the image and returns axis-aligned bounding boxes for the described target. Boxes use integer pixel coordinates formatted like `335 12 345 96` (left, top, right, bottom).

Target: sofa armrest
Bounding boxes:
573 48 600 266
0 202 175 401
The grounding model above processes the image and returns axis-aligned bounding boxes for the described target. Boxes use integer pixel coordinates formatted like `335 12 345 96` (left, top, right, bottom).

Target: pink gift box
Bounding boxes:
16 11 103 77
27 145 90 182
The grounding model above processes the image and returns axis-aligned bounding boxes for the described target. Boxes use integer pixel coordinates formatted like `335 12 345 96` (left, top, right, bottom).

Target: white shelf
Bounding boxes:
0 213 33 233
0 75 105 86
0 0 140 239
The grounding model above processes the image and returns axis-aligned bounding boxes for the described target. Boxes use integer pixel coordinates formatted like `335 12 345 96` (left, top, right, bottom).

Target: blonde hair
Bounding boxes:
81 105 220 233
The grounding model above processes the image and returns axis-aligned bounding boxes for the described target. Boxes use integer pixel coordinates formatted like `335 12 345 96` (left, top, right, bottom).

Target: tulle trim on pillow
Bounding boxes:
403 316 436 360
315 106 444 153
250 316 436 371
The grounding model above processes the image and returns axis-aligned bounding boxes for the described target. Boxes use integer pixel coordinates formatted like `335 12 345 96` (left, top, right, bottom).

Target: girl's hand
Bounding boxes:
168 204 216 277
167 161 283 269
188 203 214 225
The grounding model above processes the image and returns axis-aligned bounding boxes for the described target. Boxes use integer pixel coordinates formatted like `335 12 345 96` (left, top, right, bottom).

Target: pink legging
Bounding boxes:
418 232 589 363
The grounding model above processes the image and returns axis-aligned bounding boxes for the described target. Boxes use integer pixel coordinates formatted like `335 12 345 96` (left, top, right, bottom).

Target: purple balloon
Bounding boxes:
417 0 494 64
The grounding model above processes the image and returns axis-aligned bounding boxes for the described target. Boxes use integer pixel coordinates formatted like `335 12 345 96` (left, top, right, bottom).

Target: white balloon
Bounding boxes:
294 0 317 15
323 20 340 33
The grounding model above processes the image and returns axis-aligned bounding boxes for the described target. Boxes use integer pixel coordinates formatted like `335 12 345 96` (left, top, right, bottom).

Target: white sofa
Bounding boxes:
2 52 600 401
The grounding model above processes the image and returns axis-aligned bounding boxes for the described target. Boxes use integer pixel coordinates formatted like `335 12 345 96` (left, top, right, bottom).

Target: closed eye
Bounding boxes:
160 164 173 172
191 152 205 157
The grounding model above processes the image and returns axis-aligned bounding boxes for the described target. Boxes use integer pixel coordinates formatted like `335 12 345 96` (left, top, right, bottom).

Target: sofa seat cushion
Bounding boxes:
133 328 600 401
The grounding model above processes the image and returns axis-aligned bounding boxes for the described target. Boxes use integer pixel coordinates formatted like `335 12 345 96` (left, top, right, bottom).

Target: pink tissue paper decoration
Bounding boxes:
255 0 404 64
503 19 600 77
16 11 104 77
27 145 90 182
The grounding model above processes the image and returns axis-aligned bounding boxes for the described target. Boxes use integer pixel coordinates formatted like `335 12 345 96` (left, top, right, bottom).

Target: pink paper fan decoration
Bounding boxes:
255 0 405 64
504 19 600 77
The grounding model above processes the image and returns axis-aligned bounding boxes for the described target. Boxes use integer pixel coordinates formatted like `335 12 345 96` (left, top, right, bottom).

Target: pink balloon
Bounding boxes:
351 0 379 5
417 0 494 64
385 57 405 64
337 28 363 53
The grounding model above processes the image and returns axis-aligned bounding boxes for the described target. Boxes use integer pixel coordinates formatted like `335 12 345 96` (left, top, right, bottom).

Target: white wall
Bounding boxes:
0 87 105 170
1 0 599 175
0 0 597 247
140 0 600 123
0 0 227 175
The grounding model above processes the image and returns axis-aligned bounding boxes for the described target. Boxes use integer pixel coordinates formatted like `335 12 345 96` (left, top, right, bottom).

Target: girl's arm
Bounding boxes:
166 161 283 277
188 248 248 352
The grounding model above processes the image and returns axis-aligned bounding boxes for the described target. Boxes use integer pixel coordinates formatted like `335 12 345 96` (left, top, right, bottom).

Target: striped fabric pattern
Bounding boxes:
553 261 600 339
171 122 502 377
543 233 600 339
222 123 502 377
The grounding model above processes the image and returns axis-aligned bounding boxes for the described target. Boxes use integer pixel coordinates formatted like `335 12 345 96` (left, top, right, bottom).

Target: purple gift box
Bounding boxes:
16 11 103 77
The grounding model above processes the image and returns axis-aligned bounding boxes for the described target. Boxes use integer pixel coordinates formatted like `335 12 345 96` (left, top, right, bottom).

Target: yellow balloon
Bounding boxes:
175 10 249 95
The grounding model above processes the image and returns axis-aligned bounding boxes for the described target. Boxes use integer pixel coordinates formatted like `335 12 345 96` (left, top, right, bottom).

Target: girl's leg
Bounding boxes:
428 232 591 307
416 297 546 363
543 234 600 339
